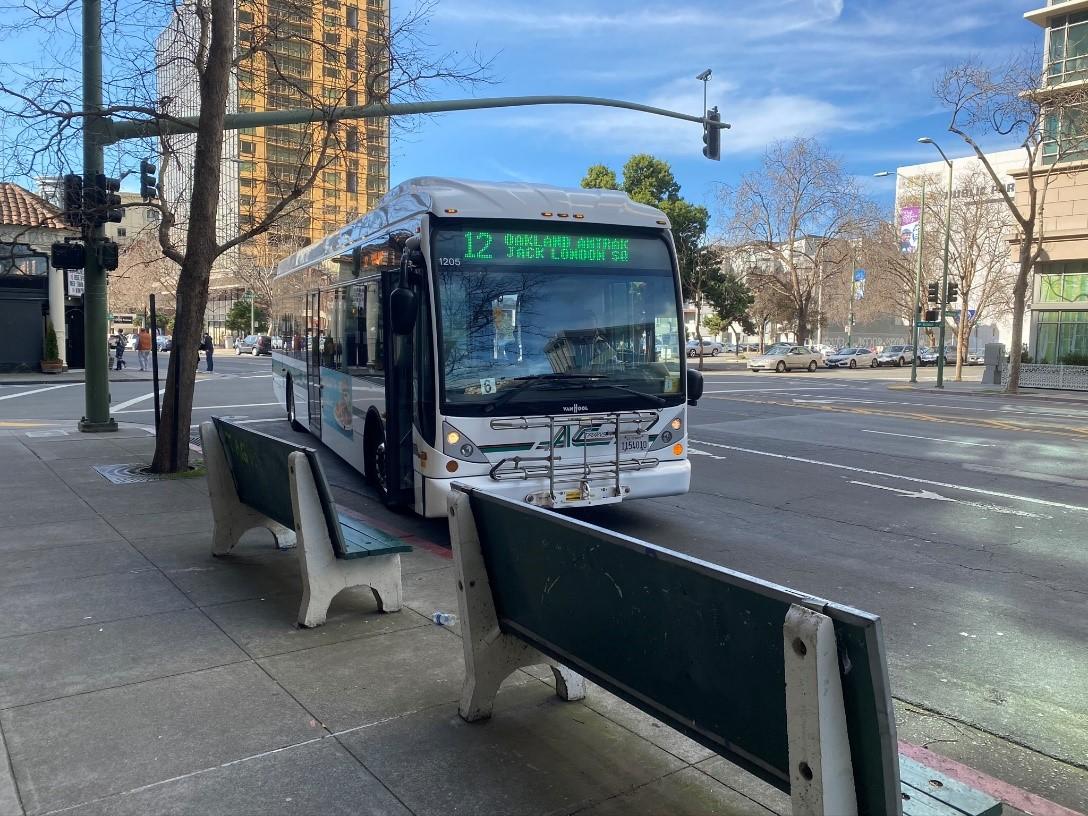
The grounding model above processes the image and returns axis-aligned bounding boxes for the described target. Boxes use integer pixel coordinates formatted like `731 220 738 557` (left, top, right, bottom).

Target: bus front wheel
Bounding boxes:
286 377 305 432
365 417 390 504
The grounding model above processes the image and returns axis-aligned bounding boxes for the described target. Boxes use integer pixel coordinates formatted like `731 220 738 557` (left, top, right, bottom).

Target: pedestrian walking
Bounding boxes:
110 331 127 370
201 332 215 372
136 327 152 371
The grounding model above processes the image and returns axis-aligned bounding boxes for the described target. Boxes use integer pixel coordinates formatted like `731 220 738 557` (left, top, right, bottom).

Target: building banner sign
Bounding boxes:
899 205 920 252
67 269 84 297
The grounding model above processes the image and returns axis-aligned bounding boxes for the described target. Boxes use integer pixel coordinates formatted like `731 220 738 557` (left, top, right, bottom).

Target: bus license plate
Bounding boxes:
619 433 649 454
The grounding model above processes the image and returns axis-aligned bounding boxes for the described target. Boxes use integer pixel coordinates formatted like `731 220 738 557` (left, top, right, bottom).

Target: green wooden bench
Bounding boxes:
201 418 411 627
447 486 1002 816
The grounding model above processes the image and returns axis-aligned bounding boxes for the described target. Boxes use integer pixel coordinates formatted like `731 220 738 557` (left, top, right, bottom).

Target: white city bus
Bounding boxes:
269 177 702 517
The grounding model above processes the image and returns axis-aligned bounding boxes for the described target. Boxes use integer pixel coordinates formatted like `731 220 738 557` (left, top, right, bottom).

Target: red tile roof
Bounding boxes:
0 183 66 229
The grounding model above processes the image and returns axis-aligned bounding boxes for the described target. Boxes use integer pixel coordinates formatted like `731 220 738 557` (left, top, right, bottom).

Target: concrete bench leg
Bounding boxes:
288 451 402 628
200 421 295 555
784 603 859 816
448 488 585 722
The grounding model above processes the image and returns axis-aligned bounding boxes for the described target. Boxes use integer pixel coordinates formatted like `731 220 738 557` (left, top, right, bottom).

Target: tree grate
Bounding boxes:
93 463 171 484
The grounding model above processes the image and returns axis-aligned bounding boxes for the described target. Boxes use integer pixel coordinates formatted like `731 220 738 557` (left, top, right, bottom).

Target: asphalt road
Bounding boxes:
3 356 1086 808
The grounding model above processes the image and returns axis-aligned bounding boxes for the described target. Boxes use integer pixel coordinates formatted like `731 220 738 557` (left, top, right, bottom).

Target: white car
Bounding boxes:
747 343 823 373
825 347 877 368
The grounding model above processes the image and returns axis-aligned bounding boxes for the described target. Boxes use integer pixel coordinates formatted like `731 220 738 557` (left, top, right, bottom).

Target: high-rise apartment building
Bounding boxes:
1020 2 1088 363
157 0 391 339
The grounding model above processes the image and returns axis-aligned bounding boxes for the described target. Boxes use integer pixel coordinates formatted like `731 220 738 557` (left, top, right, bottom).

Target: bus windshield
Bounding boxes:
432 224 684 415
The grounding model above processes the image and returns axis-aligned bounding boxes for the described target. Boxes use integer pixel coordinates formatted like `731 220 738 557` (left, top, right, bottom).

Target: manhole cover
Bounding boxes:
93 463 171 484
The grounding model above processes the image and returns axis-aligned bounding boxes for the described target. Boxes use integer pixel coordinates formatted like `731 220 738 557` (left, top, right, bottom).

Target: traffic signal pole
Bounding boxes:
936 159 953 390
79 0 116 432
909 182 925 384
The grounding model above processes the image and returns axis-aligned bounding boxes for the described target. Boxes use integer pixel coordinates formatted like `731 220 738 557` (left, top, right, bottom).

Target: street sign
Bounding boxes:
967 308 977 320
66 269 84 297
947 310 961 319
916 320 941 328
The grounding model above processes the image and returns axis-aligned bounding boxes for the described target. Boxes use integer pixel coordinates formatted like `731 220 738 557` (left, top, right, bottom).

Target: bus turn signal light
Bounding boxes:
446 461 459 473
672 443 684 456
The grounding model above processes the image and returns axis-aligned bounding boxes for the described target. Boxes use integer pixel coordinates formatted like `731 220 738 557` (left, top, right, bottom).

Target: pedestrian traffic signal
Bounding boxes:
924 309 939 322
98 240 119 271
88 174 123 226
702 107 721 161
140 159 157 201
926 281 940 304
62 174 83 229
50 241 84 269
946 281 959 304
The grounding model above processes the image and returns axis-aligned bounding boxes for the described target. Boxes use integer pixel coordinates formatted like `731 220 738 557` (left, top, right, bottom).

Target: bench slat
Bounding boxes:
899 756 1002 816
902 786 969 816
338 512 412 559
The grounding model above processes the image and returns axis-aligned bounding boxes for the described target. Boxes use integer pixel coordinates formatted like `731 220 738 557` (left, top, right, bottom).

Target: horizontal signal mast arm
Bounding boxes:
104 95 731 143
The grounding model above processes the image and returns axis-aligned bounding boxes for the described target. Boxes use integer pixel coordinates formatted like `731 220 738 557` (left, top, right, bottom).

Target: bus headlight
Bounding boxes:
442 422 489 464
670 417 682 431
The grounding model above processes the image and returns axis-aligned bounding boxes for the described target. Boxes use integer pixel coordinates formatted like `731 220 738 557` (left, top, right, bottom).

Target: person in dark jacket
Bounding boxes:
201 333 215 372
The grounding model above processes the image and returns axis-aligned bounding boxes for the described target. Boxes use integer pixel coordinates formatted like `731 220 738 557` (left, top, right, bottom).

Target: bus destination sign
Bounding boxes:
461 230 630 264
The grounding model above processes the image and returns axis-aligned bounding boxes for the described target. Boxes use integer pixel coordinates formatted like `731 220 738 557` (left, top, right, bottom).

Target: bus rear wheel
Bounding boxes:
365 419 391 504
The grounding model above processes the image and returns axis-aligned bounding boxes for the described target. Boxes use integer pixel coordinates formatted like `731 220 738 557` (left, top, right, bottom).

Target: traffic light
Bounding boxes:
62 174 83 229
50 241 84 269
98 240 119 271
702 106 721 161
946 281 959 304
87 174 123 226
924 309 940 322
926 281 940 304
140 159 158 201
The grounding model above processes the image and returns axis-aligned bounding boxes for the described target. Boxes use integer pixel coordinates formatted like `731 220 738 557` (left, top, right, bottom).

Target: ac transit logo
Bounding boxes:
561 404 589 413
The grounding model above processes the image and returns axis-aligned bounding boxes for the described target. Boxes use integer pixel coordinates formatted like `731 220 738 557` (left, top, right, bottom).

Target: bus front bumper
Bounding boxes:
421 458 691 518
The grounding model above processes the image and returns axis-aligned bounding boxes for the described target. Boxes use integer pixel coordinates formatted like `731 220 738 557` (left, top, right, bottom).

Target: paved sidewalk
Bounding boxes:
0 368 159 386
888 379 1088 404
0 422 795 816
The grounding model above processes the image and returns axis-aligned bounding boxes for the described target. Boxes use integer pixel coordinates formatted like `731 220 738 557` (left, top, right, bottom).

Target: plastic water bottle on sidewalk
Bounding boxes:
432 611 457 626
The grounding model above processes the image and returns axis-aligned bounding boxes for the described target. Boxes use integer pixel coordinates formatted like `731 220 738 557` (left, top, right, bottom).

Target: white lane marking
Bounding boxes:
0 383 81 401
688 448 728 461
114 401 279 414
235 417 284 425
706 386 851 394
690 438 1088 514
861 430 995 447
111 388 167 411
849 480 1051 519
781 395 1088 421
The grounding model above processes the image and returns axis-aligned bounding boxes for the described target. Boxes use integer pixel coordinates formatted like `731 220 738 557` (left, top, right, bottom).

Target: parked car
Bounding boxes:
875 345 914 367
966 348 985 365
747 343 823 373
235 334 271 355
155 334 171 351
686 338 724 357
160 336 172 352
125 333 138 350
825 347 877 368
918 346 957 366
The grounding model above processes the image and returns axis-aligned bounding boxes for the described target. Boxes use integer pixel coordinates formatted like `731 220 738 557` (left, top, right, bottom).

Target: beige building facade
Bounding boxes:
1021 2 1088 363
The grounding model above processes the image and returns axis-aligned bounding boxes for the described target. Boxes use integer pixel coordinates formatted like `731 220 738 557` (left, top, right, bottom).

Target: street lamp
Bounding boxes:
918 137 954 389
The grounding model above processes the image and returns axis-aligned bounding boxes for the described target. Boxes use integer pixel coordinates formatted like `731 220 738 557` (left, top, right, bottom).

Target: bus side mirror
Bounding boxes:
687 368 704 406
390 288 417 335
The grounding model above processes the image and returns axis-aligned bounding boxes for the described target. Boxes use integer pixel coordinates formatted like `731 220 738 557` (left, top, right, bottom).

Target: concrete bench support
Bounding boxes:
288 451 403 627
784 604 858 816
448 488 585 722
202 421 295 555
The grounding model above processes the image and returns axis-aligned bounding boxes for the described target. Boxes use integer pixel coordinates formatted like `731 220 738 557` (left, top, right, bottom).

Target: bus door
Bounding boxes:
306 290 322 434
381 267 415 508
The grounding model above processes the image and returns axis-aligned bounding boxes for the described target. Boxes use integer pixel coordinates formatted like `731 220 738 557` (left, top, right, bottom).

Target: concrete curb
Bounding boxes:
886 383 1088 406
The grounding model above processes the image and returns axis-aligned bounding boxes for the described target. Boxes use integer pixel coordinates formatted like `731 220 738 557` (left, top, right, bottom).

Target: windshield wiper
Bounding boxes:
481 373 665 413
482 373 604 413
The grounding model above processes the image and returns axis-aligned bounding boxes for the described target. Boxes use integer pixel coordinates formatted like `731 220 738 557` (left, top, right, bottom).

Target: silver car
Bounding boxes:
876 345 914 367
747 343 823 373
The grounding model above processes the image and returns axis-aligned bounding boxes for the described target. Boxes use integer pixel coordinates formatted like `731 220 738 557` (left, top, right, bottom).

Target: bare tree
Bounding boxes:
107 234 180 315
723 138 871 344
936 55 1088 392
0 0 489 469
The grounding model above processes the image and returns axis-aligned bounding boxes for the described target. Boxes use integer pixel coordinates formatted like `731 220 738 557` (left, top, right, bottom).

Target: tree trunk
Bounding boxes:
150 0 233 473
795 300 809 345
955 309 967 382
1004 236 1034 396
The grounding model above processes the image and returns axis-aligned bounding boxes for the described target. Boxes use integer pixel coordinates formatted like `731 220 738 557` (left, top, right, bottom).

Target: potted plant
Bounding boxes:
40 319 63 374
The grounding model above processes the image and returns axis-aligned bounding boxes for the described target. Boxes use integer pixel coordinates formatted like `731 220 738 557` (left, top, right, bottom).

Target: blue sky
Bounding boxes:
392 0 1039 225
